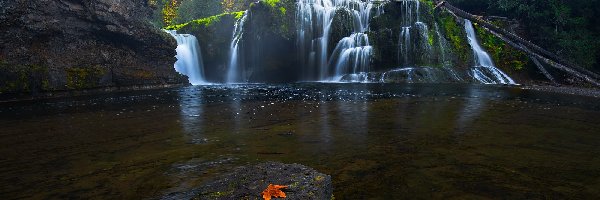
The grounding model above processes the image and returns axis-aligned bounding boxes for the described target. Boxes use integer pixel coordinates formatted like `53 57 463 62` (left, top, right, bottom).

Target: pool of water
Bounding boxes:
1 83 599 199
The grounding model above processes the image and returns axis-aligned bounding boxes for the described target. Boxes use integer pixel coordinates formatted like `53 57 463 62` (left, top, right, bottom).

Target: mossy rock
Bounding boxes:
0 62 50 94
163 162 333 200
65 66 107 90
329 8 355 54
435 10 473 69
473 20 540 83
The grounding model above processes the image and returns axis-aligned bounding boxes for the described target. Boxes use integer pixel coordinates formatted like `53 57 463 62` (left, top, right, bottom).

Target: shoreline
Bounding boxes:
520 84 600 98
0 83 190 103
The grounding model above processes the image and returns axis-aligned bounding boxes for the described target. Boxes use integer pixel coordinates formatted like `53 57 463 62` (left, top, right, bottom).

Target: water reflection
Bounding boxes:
335 84 370 142
228 86 244 135
455 85 488 133
178 87 206 143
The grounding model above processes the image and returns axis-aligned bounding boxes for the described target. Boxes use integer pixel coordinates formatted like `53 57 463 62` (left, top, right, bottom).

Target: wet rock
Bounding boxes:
165 162 332 200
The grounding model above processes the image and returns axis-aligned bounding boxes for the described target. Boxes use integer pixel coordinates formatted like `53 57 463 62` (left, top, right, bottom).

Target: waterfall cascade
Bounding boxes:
296 0 382 82
464 19 516 85
227 11 249 84
397 0 430 67
165 30 207 85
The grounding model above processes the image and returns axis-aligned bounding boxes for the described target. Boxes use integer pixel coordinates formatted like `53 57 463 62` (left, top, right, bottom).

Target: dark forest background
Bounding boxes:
445 0 599 71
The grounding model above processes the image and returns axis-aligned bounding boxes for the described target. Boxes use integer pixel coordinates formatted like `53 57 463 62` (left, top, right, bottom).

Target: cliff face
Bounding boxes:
0 0 187 94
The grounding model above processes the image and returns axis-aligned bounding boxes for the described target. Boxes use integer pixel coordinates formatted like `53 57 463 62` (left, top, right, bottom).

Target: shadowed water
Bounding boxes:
1 84 599 199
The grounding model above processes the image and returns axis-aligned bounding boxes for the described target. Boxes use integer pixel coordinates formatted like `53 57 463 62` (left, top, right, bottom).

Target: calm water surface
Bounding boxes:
1 83 599 199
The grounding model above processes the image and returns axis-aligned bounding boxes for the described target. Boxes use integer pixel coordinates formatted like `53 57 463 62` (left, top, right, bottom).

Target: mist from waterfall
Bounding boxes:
464 19 516 85
165 30 207 85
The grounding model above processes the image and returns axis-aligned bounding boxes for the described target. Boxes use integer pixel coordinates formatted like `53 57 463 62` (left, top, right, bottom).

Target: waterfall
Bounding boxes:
464 19 516 85
401 0 419 26
415 22 432 62
165 30 207 85
330 33 372 81
227 11 249 84
398 26 411 66
397 0 430 67
434 22 448 67
296 0 380 81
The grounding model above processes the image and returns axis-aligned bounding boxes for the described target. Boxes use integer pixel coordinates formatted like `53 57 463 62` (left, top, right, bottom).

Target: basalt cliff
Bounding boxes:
0 0 187 95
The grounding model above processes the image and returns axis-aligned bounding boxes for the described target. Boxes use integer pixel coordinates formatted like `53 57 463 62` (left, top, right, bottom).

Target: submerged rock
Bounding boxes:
164 162 332 200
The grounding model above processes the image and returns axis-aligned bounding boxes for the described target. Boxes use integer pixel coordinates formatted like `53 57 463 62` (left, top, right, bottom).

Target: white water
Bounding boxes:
227 12 249 84
296 0 382 81
415 22 432 61
464 19 516 85
165 30 207 85
397 0 428 67
331 33 372 80
398 26 411 65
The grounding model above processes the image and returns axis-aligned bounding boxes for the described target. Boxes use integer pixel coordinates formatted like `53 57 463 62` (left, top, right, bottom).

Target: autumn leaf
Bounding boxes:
261 184 288 200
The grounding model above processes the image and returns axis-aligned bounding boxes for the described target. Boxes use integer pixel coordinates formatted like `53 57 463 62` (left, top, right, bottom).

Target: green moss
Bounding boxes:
249 0 295 39
264 0 281 7
208 191 233 197
439 13 469 62
66 66 105 90
232 11 245 20
0 63 50 93
428 31 435 46
165 11 245 30
474 23 529 71
279 7 286 15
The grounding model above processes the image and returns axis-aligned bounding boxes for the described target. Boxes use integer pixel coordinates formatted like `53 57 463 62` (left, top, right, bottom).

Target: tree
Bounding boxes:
222 0 236 13
162 0 181 26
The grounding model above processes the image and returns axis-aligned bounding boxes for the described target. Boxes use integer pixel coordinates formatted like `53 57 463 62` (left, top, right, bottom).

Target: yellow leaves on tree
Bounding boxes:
162 0 180 26
261 184 288 200
221 0 236 13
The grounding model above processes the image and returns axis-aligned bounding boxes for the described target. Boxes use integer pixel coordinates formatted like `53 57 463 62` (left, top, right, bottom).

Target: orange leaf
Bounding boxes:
262 184 288 200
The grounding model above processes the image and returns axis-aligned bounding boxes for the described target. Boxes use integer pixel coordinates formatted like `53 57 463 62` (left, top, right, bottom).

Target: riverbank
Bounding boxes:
0 83 189 103
521 85 600 98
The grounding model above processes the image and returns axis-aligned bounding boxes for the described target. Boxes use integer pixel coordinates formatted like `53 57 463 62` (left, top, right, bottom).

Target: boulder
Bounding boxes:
164 162 333 200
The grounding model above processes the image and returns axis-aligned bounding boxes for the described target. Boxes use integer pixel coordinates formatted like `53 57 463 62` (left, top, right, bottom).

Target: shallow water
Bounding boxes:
1 83 599 199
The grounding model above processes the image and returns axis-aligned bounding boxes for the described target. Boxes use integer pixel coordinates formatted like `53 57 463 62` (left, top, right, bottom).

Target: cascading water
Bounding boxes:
464 19 516 85
330 33 372 81
397 0 428 67
415 22 432 61
165 30 207 85
434 22 448 66
296 0 382 81
227 12 249 84
398 26 411 66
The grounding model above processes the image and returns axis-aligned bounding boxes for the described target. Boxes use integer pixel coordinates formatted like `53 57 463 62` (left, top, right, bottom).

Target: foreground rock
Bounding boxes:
0 0 187 95
164 162 332 200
